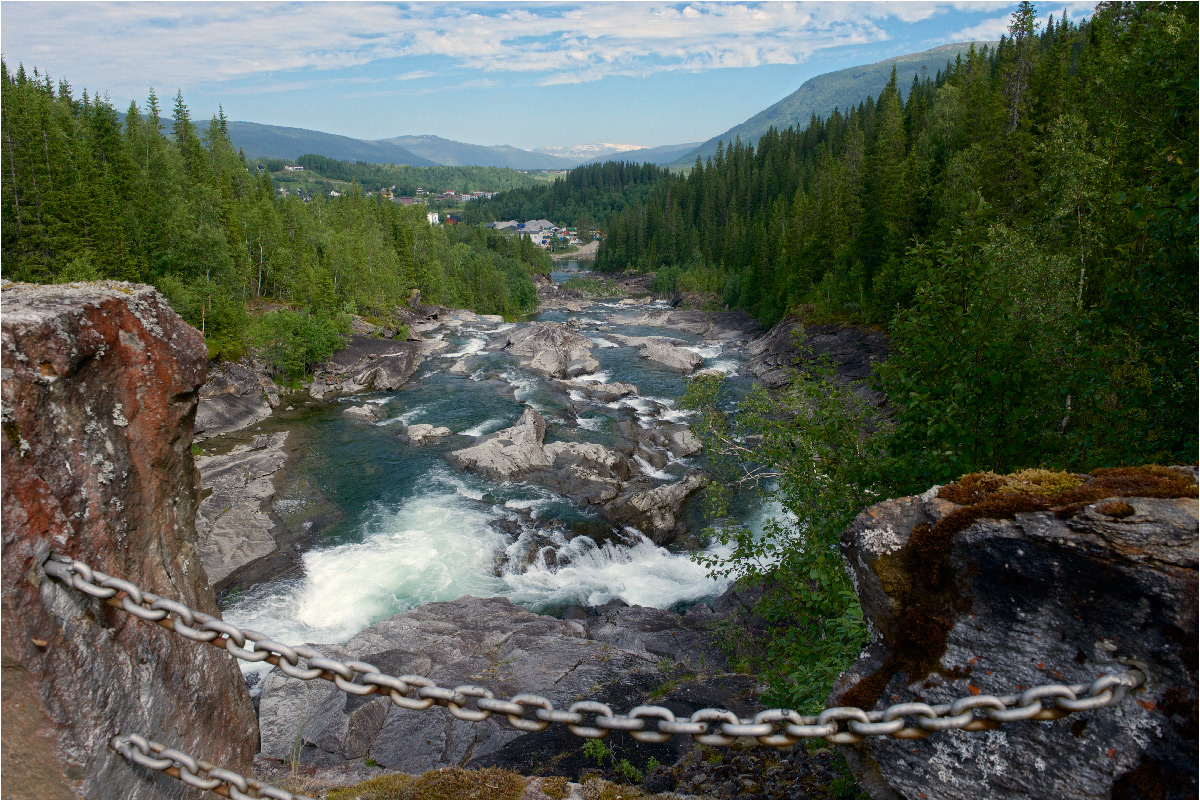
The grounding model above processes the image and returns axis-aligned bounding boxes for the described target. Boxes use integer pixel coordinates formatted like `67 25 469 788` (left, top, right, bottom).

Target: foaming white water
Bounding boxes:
684 343 723 360
708 360 740 376
642 396 694 423
577 415 605 431
224 489 506 656
504 532 729 610
443 337 487 359
633 454 674 481
572 370 611 384
461 417 508 437
587 335 618 348
501 368 539 403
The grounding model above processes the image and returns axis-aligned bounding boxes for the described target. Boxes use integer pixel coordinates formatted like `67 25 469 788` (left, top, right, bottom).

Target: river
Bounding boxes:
222 261 775 684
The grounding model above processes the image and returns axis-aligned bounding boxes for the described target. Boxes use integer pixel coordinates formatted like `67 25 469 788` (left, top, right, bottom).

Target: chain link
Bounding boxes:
47 555 1147 749
110 734 305 799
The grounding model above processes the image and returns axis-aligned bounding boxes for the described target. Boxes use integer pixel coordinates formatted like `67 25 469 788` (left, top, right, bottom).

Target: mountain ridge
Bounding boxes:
669 41 992 166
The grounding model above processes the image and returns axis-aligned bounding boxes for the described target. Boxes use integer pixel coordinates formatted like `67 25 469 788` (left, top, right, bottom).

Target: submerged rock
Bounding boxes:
832 467 1199 799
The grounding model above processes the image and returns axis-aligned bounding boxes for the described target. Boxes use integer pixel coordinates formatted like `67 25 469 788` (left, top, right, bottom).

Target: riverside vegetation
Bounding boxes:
1 70 549 377
2 0 1196 742
474 1 1199 713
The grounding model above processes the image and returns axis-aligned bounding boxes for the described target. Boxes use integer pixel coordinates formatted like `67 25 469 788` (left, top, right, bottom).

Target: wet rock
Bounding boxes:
343 403 384 423
604 474 706 544
447 408 554 478
607 308 760 341
448 408 629 504
194 432 290 591
611 334 704 374
667 428 702 458
832 471 1198 799
401 423 452 445
504 323 599 379
554 378 639 404
1 281 256 799
195 358 276 439
309 335 427 399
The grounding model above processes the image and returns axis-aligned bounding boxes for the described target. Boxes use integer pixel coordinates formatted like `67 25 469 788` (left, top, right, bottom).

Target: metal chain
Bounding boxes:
47 555 1146 748
110 734 306 800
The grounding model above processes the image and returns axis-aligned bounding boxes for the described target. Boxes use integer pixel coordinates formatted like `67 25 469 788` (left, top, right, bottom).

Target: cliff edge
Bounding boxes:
1 281 257 798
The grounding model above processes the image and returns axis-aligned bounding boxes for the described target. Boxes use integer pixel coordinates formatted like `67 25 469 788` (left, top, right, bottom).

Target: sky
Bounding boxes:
1 1 1097 151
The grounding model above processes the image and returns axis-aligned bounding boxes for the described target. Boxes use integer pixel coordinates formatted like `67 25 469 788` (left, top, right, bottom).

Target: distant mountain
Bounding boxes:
224 121 437 166
580 141 703 167
534 143 646 162
670 41 990 166
378 135 578 170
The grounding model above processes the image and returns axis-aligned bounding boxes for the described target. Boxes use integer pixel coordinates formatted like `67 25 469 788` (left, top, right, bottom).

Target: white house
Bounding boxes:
427 211 440 225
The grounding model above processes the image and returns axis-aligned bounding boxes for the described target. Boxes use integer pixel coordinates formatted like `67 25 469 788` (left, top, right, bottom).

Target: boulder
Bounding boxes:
611 334 704 374
1 281 256 799
195 359 275 439
448 408 630 506
832 467 1198 799
504 323 599 379
257 596 757 779
606 309 759 341
446 408 553 479
667 428 703 458
401 423 452 445
343 403 383 423
604 474 706 544
555 379 639 404
194 432 290 592
309 336 426 399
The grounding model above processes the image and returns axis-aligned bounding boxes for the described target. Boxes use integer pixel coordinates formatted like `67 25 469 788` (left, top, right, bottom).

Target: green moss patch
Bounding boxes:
839 465 1196 710
325 766 528 800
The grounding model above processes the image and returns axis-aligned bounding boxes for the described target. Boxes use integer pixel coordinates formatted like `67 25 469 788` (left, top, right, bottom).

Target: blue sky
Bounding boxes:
1 1 1096 151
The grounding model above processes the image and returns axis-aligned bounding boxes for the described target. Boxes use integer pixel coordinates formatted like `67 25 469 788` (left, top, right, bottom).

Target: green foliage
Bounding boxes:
1 67 542 358
613 759 643 784
562 276 622 297
682 348 882 711
289 153 550 196
582 739 611 767
251 309 351 380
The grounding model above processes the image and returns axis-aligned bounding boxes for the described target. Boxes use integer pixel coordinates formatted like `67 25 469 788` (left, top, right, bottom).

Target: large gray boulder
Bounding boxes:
504 323 599 379
257 596 755 779
1 282 257 799
611 334 704 374
604 474 706 544
832 467 1198 799
194 432 290 591
309 336 435 399
195 359 276 438
448 408 630 505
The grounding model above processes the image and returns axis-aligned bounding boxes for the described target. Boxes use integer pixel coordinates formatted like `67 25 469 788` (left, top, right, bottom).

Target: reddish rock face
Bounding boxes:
1 282 257 799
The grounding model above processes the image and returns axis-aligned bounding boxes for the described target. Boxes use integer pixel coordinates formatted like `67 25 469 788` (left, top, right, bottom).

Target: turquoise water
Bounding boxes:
222 296 770 668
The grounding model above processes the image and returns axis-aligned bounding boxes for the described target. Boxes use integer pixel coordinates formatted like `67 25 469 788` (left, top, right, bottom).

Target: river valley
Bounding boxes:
209 262 780 688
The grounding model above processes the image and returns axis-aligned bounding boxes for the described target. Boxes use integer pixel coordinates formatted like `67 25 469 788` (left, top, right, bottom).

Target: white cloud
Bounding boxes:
0 1 1029 96
947 14 1014 41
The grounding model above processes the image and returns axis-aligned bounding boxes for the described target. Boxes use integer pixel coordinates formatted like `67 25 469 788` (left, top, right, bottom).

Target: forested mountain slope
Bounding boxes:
598 2 1198 483
1 77 548 375
670 41 988 167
